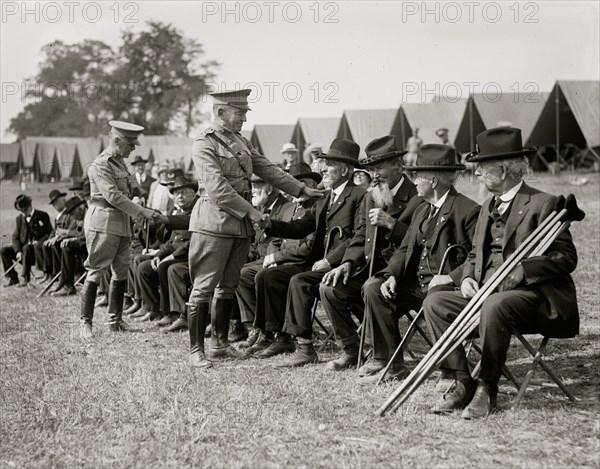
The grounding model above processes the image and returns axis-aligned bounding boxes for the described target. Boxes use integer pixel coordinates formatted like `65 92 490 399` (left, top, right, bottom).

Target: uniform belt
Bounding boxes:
198 191 252 202
89 198 115 209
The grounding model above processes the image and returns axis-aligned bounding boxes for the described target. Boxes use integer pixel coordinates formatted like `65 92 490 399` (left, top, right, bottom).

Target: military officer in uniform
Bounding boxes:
186 89 326 369
79 121 157 338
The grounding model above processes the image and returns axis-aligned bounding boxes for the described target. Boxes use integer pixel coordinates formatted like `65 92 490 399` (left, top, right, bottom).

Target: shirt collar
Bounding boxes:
390 176 405 196
332 180 349 198
434 188 451 209
499 181 523 203
137 173 147 183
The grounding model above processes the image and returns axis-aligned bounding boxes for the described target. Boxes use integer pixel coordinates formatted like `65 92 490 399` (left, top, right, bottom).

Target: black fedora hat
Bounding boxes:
360 135 407 166
49 189 67 205
288 162 322 184
318 139 361 167
14 194 32 210
64 196 86 214
130 155 148 165
466 127 536 162
411 144 466 171
169 176 198 194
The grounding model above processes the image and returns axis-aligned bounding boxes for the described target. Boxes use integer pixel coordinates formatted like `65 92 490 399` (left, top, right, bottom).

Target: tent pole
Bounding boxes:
469 96 474 152
555 86 561 170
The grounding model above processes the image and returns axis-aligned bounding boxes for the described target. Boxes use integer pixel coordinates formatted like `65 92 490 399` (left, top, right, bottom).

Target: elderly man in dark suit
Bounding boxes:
255 138 367 365
423 127 579 419
131 155 155 201
358 144 480 384
236 162 322 347
1 194 53 286
317 135 420 371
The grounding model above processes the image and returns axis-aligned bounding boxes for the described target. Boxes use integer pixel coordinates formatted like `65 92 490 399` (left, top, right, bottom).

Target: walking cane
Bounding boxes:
357 193 389 369
37 271 61 298
0 262 19 283
311 225 344 338
376 244 468 384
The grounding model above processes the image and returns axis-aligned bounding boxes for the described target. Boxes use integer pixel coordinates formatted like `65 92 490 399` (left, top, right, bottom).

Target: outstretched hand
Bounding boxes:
302 186 328 198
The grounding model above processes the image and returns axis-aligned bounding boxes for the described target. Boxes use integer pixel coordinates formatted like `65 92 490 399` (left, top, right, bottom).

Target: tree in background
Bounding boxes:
9 40 115 138
9 22 219 139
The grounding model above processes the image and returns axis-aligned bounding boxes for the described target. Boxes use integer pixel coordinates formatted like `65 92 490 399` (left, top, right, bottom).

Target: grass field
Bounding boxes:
1 172 599 468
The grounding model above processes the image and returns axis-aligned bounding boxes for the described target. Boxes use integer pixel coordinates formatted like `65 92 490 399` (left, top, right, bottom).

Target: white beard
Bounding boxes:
371 182 394 208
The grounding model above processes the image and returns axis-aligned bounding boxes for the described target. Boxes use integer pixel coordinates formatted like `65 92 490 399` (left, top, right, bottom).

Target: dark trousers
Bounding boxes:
236 259 264 323
256 264 307 332
138 257 183 312
281 269 328 339
362 276 425 361
42 243 59 275
168 262 190 315
1 244 36 281
129 253 153 300
319 275 368 347
423 287 541 386
33 241 45 272
60 242 87 287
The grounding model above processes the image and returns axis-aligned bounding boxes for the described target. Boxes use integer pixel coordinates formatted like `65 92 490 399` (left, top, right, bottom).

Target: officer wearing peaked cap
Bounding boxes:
186 88 327 368
78 120 158 338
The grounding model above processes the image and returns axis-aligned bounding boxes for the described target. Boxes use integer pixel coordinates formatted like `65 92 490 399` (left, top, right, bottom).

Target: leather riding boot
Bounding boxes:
188 301 212 368
209 298 245 360
107 279 129 332
79 281 98 338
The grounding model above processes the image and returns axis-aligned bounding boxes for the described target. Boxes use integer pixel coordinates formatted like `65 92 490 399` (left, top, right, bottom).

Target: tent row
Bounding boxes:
2 80 598 181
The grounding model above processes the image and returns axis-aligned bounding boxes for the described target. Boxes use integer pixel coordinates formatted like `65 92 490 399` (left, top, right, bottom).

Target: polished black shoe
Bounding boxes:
273 343 318 368
326 351 360 371
190 351 213 369
358 363 410 385
357 358 387 377
237 327 260 349
134 311 160 322
254 335 296 358
157 313 177 327
208 345 246 360
164 316 188 333
462 381 497 419
3 278 19 287
244 332 272 356
431 379 476 414
51 285 77 296
124 301 142 316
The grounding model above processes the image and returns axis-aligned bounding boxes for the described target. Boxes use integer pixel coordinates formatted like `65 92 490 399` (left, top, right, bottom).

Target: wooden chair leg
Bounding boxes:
513 333 576 405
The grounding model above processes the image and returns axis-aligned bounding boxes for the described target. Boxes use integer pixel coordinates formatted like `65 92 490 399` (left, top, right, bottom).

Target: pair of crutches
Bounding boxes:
376 193 585 416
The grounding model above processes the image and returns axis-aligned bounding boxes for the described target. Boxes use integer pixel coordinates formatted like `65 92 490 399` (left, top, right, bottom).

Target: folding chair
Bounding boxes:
469 331 576 409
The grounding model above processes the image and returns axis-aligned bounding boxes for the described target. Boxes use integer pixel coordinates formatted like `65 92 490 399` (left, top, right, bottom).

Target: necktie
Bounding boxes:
328 192 336 209
428 204 437 219
492 197 502 220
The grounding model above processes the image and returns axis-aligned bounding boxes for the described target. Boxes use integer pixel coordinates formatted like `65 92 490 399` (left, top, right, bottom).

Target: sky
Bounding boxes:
1 0 599 142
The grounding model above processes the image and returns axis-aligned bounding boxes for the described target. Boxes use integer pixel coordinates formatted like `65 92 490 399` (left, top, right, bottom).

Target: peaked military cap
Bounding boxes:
210 89 252 111
109 120 144 145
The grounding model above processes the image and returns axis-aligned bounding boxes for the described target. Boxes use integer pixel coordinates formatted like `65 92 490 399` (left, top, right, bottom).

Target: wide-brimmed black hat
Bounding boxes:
14 194 32 210
130 155 148 165
466 127 536 162
169 176 198 194
360 135 407 166
49 189 67 205
411 144 466 171
317 139 361 167
64 196 87 214
288 162 322 184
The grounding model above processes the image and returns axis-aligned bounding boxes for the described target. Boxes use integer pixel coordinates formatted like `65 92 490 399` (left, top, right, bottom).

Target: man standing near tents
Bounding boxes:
186 89 326 369
78 121 157 338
